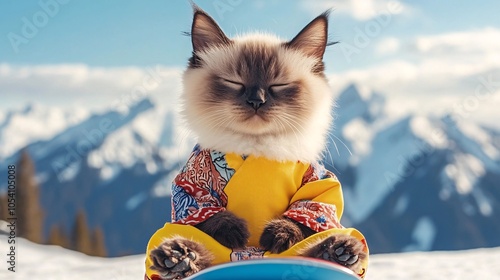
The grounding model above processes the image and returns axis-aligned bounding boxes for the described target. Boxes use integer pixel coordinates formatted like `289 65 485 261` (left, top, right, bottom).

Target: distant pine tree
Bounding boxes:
72 209 93 255
47 224 70 249
16 150 44 243
91 227 107 257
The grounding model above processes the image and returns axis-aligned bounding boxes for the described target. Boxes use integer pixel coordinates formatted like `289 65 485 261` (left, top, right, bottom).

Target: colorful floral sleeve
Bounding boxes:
171 145 234 225
283 162 344 232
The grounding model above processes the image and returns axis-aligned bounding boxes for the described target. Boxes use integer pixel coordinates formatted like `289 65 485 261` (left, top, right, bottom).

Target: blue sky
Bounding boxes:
1 0 500 127
1 0 498 69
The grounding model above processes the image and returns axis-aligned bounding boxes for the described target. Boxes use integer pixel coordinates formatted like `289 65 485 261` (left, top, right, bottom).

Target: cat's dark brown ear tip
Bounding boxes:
320 9 332 21
310 9 330 37
322 10 338 47
190 1 208 17
286 10 330 59
190 3 231 53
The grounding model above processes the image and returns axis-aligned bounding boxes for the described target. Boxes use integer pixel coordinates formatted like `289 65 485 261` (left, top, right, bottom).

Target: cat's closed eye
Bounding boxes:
221 78 245 91
269 84 290 94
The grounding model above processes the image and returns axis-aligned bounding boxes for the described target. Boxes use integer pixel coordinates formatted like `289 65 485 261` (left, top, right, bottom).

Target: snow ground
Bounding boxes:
0 235 499 280
0 235 500 280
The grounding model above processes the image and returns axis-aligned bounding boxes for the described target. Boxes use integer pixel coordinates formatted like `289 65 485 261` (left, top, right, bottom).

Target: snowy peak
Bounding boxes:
351 111 500 253
343 115 426 223
325 84 387 170
336 84 365 107
0 104 89 160
335 84 386 125
87 107 190 183
331 88 500 230
441 115 500 170
0 98 156 178
31 98 154 163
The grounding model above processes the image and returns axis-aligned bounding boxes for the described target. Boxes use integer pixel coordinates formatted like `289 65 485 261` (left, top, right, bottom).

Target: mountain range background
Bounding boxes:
1 83 499 257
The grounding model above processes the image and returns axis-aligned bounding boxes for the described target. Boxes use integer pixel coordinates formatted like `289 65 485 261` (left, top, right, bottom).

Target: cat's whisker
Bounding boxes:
322 139 336 169
322 132 342 171
327 133 353 157
191 114 232 135
274 118 294 144
270 114 288 135
278 114 306 150
208 115 233 131
278 113 307 135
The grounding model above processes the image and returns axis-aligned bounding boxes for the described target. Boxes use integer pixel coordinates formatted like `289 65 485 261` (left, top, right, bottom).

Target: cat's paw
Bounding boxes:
195 211 250 249
302 234 367 273
149 238 213 279
259 218 307 253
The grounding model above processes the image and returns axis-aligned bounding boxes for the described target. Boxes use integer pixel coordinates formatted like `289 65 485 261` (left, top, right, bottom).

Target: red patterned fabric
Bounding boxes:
284 200 342 232
171 146 233 225
177 207 227 225
302 162 337 184
285 162 342 232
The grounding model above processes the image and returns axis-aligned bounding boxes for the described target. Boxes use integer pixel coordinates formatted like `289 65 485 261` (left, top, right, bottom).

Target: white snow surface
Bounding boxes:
1 235 500 280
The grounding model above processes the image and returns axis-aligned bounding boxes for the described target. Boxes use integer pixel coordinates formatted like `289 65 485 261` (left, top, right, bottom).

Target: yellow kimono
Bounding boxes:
145 145 368 279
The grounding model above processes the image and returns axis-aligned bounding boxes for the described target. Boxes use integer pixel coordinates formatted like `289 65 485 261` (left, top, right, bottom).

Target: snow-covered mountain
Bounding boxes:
0 104 89 160
1 84 499 256
0 99 195 256
325 85 500 253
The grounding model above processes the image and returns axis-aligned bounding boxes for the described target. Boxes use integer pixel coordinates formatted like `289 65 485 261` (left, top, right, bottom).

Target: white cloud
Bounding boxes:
2 27 500 129
0 63 183 111
300 0 409 21
410 28 500 77
329 27 500 128
375 37 400 54
415 27 500 55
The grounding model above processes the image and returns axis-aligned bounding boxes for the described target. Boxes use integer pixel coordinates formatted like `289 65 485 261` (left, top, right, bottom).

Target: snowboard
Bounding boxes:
184 257 361 280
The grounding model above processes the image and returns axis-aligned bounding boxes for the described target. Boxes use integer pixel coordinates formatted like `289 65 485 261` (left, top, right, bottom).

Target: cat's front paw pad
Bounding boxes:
326 241 360 265
303 234 366 272
259 218 305 253
149 238 212 279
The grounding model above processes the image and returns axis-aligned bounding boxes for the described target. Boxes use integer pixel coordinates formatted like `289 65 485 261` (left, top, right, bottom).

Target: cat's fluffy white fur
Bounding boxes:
182 33 334 163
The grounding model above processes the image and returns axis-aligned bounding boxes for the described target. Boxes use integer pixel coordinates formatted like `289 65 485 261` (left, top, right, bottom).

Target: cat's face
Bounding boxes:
182 7 333 159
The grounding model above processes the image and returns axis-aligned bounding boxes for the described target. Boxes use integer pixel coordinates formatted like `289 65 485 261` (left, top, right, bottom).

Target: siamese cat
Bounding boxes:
146 6 368 280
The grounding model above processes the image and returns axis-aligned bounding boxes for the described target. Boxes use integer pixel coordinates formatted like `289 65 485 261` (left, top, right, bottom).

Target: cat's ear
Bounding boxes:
286 11 329 59
191 7 231 53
